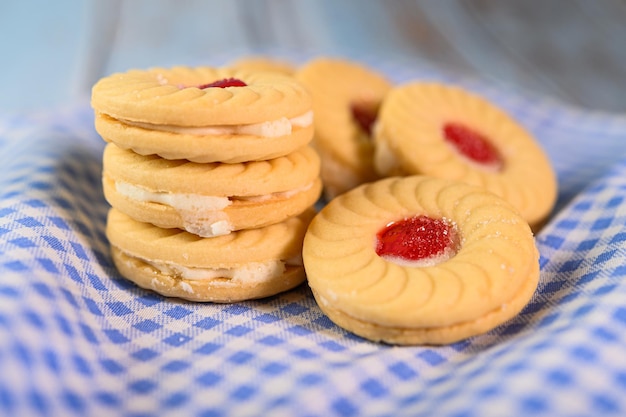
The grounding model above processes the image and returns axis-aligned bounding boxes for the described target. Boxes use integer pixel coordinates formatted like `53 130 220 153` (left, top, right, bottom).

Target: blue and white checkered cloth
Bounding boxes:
2 56 626 417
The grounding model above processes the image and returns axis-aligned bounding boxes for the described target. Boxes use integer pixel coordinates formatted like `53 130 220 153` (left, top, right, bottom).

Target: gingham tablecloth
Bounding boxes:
2 57 626 417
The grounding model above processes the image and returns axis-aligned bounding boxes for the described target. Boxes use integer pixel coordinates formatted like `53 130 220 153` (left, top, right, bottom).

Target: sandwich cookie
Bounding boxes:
92 66 314 163
303 176 540 345
107 208 315 302
296 58 392 198
102 143 322 237
373 82 557 231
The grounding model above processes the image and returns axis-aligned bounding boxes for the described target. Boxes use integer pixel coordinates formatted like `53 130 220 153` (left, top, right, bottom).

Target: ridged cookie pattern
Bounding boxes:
103 143 320 196
111 246 306 303
91 67 312 125
374 83 557 228
296 58 392 196
107 208 314 267
303 176 539 331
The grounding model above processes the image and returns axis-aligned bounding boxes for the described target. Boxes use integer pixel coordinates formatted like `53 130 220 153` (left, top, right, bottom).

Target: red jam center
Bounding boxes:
443 122 503 169
350 102 379 137
375 215 458 262
197 78 247 89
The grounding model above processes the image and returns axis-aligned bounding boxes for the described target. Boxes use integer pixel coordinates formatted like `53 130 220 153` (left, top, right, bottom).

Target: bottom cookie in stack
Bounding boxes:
101 142 322 302
106 208 315 303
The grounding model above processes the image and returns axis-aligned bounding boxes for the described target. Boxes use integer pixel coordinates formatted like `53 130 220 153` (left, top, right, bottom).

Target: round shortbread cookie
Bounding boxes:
107 208 314 302
373 82 557 231
102 143 322 237
91 66 314 162
94 112 314 163
92 66 311 125
295 58 392 198
303 176 540 345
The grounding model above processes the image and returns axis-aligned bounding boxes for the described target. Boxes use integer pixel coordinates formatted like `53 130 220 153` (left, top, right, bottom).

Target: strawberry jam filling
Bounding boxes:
375 215 459 266
443 122 503 170
197 78 247 89
350 102 379 137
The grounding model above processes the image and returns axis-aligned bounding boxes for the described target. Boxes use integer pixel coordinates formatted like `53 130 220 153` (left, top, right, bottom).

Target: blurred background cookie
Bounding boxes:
296 57 392 199
102 143 321 237
373 82 557 231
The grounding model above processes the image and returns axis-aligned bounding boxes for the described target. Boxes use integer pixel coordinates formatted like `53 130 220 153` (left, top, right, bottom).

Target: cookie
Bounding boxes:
230 56 296 75
102 143 322 237
92 66 313 162
373 82 557 230
295 58 392 198
302 175 540 345
107 208 314 302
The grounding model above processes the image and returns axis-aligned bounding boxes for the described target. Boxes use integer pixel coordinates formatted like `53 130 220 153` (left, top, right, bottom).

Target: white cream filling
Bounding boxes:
115 180 313 237
119 110 313 138
143 256 303 285
373 135 403 177
116 181 231 211
116 181 232 237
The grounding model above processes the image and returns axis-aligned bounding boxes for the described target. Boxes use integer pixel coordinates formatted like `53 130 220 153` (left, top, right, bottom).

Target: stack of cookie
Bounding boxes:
91 66 321 302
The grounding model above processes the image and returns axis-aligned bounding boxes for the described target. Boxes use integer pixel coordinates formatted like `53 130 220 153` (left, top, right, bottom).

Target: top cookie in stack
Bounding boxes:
92 67 314 163
91 66 321 302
